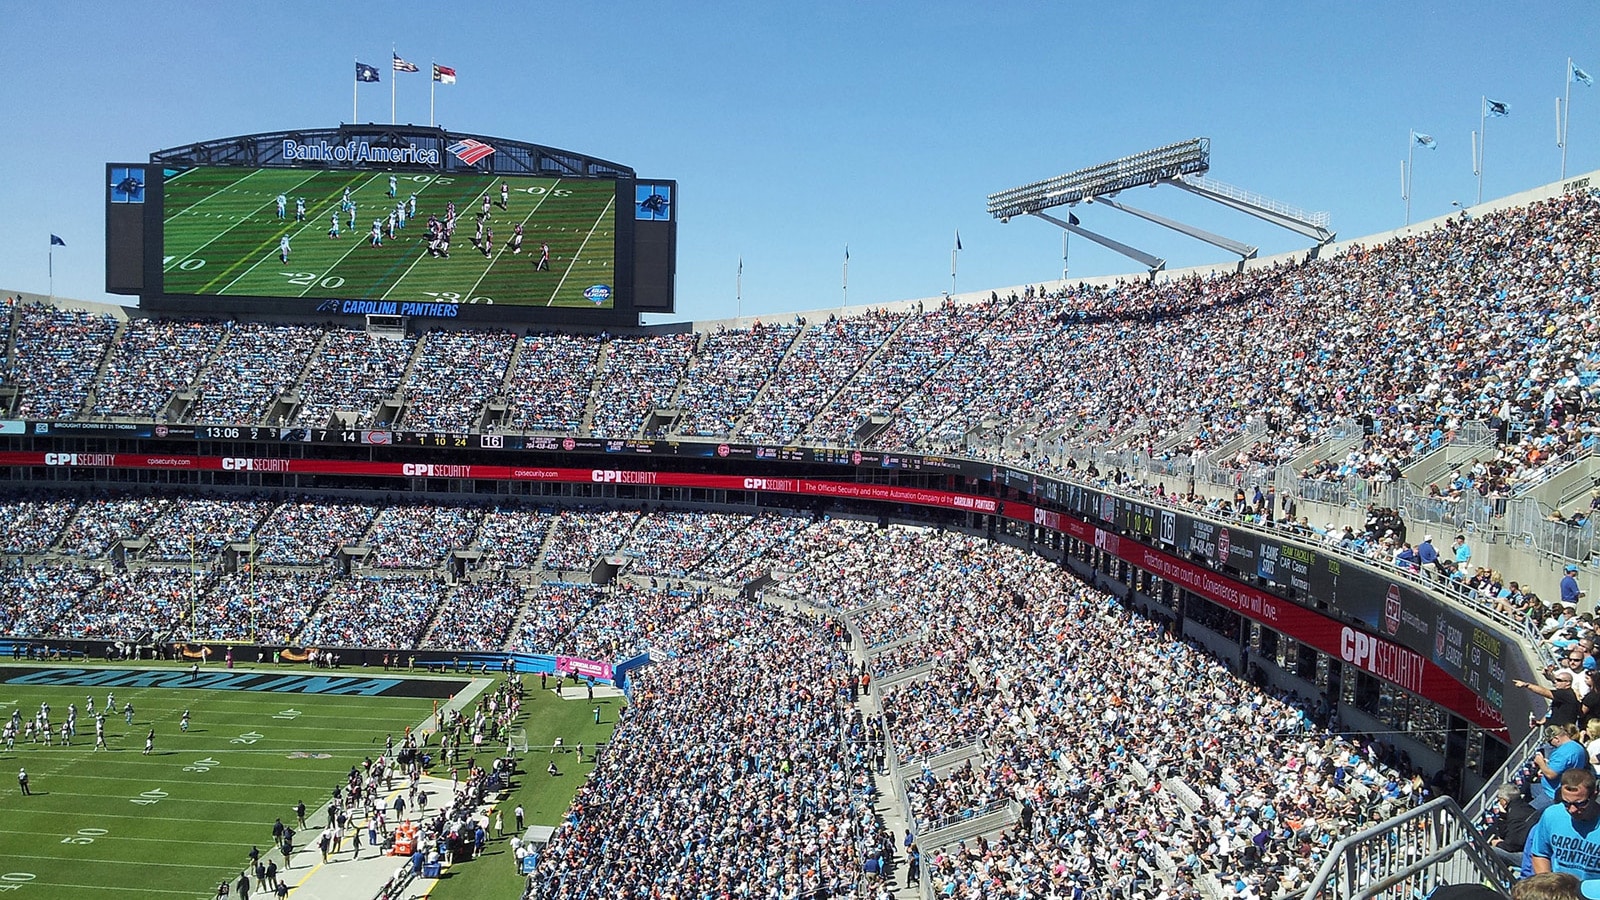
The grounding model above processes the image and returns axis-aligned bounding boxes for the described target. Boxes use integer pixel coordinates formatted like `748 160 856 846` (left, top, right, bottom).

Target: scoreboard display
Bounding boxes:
106 126 676 325
161 167 620 310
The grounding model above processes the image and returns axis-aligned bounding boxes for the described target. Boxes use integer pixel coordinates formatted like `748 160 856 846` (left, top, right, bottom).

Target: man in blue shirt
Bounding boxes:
1530 768 1600 878
1562 564 1586 610
1417 535 1440 579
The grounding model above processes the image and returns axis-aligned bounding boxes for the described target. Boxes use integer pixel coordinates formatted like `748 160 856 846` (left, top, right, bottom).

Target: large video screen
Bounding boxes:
160 167 619 309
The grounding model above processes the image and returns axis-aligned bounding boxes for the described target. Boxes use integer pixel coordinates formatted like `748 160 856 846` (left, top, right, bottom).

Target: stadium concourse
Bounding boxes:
4 176 1600 897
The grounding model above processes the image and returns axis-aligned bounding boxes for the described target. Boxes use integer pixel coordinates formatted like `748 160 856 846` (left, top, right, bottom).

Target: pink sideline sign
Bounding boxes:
555 656 613 681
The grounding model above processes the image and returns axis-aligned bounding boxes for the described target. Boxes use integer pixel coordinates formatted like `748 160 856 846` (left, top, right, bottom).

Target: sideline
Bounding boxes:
278 676 496 900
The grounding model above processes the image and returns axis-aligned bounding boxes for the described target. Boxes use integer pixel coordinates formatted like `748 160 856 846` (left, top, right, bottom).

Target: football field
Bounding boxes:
0 664 467 899
160 167 618 308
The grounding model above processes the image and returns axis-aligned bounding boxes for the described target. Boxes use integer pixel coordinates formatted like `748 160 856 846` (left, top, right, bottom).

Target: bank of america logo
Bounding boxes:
447 139 495 165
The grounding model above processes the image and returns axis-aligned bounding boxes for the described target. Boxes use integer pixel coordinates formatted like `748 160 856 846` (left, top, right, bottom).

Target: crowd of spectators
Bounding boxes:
734 310 905 445
551 581 700 661
0 564 202 641
804 298 997 446
786 525 996 649
401 330 514 432
7 303 119 420
0 498 908 655
823 527 1433 899
195 571 329 644
0 562 105 639
528 598 877 900
189 322 323 424
364 504 482 569
90 317 221 419
298 576 448 648
0 484 1494 898
141 497 276 561
672 322 799 437
3 193 1598 897
0 495 78 555
255 499 378 566
291 329 417 428
0 193 1594 509
620 511 748 578
588 332 695 438
472 507 555 572
540 508 638 573
696 511 815 582
421 582 525 651
510 583 604 654
501 333 598 433
55 496 170 559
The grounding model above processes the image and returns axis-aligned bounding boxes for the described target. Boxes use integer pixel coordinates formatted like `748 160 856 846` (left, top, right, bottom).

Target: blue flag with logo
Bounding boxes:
49 235 65 247
1485 98 1509 117
356 62 380 83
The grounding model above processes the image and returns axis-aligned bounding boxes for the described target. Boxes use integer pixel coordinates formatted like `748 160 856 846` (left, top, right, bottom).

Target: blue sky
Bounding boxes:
1 2 1596 322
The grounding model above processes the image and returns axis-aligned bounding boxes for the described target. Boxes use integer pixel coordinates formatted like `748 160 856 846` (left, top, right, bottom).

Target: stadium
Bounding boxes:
5 12 1600 899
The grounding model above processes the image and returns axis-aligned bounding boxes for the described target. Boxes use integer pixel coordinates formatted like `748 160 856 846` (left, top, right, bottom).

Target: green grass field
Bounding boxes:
160 166 618 309
0 662 620 900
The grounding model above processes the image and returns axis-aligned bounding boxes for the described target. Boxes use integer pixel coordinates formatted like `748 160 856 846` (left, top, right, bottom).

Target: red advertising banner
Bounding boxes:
1002 501 1506 735
0 454 999 514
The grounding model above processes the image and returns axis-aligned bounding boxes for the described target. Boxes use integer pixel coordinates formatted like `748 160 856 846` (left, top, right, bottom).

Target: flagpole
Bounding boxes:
391 46 397 125
736 258 743 321
950 231 960 297
1405 133 1414 226
430 61 435 128
48 247 53 298
353 56 359 124
1061 230 1069 281
1477 96 1486 205
842 247 849 312
1563 58 1574 179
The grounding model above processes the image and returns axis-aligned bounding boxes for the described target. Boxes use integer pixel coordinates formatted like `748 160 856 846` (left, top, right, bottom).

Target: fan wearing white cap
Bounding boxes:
1416 535 1440 579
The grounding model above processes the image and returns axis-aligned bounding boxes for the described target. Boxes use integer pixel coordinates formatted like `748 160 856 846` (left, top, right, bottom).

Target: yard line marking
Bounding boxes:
462 179 562 303
164 170 323 272
291 174 446 298
212 173 385 295
549 194 616 305
377 174 500 302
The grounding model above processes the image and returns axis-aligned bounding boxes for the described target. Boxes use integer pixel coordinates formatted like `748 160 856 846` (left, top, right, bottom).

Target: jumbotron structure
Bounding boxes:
988 138 1336 274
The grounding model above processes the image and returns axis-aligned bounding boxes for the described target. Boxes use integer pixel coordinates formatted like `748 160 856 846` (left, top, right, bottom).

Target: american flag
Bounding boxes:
447 139 496 165
392 54 419 73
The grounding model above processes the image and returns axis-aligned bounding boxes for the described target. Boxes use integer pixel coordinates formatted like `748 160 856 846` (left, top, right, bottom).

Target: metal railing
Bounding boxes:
1299 797 1511 900
1510 442 1593 497
913 798 1019 852
1395 482 1496 533
1461 724 1546 826
1503 495 1600 564
1186 175 1332 228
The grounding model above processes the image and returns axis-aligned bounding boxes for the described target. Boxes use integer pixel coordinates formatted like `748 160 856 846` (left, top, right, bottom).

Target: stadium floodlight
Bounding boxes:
986 138 1210 219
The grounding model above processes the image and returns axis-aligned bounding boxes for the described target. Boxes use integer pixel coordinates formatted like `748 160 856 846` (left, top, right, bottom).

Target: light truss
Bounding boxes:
987 139 1333 270
986 139 1210 219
